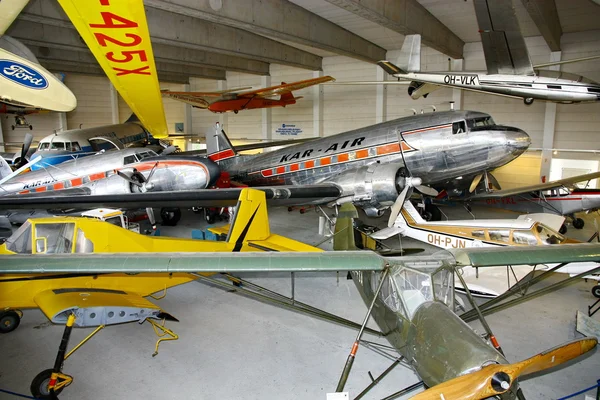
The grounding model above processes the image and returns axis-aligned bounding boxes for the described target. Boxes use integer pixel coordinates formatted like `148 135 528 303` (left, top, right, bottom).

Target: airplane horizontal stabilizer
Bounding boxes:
377 61 406 76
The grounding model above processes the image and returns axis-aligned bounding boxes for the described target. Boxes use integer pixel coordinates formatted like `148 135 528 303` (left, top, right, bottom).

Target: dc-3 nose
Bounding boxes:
504 127 531 155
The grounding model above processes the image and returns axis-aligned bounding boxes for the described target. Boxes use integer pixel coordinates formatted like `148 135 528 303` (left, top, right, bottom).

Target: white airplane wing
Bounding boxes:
473 0 534 75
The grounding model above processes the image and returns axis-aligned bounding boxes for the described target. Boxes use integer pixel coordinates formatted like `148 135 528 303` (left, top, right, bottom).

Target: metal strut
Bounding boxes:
193 273 383 336
336 267 390 392
354 356 404 400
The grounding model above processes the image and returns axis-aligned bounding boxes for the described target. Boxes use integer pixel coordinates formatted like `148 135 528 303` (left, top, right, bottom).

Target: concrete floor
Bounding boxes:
0 203 599 399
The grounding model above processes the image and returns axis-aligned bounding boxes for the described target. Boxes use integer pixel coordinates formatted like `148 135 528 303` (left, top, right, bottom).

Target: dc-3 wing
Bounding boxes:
468 171 600 199
2 244 600 274
0 185 343 210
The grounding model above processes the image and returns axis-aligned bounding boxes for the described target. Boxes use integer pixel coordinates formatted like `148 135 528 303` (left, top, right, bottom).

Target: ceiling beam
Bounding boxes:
10 19 269 75
520 0 561 51
324 0 464 59
28 45 226 81
144 0 386 64
16 0 321 70
41 61 191 84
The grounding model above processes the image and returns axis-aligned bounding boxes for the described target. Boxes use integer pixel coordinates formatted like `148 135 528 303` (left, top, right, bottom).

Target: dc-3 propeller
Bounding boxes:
116 161 159 193
410 338 597 400
387 132 438 227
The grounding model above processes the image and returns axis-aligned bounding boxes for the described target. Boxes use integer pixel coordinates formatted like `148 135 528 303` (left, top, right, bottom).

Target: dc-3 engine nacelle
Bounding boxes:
332 162 407 217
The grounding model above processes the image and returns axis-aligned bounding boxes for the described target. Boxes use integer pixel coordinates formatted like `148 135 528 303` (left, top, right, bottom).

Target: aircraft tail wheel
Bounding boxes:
573 218 585 229
524 98 534 105
0 310 21 333
205 210 216 224
559 224 568 235
31 369 65 399
592 285 600 299
234 110 238 114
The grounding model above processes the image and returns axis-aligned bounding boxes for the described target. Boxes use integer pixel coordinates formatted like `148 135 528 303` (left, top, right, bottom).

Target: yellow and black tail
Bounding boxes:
226 188 270 250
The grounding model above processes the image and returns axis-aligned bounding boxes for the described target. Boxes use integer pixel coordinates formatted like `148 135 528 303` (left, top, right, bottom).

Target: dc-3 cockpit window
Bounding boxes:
34 223 75 254
467 116 495 130
38 142 50 151
5 221 32 254
535 223 566 245
50 142 65 150
452 121 467 135
124 150 158 165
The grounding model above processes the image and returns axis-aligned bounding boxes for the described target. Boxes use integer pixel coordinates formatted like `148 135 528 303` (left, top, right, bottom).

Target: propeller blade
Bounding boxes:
469 173 483 193
388 185 410 227
487 172 502 190
116 170 143 187
410 338 597 400
146 207 157 231
145 162 159 183
416 185 438 197
16 133 33 168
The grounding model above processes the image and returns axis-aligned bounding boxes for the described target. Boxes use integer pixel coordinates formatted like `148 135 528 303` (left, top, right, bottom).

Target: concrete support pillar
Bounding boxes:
109 82 119 124
540 51 561 182
184 83 192 136
0 120 4 152
57 113 68 132
216 80 228 133
375 66 387 123
261 75 272 140
451 59 464 110
313 70 324 137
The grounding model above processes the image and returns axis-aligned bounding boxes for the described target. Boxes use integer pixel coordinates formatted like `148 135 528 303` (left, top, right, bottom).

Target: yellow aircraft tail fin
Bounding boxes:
226 189 271 249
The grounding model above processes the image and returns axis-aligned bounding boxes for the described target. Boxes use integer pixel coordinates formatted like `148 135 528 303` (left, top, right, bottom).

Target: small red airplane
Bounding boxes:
161 76 334 113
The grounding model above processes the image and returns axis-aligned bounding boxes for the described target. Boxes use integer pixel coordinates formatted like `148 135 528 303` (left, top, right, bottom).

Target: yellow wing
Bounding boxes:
58 0 168 138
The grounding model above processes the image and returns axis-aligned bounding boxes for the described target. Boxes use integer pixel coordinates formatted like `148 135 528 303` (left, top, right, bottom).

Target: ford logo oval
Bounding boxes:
0 60 48 89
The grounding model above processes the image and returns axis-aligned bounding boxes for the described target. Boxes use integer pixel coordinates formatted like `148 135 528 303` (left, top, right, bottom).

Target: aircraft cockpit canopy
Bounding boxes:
373 262 454 320
123 150 158 165
534 223 566 245
466 116 496 130
4 220 94 254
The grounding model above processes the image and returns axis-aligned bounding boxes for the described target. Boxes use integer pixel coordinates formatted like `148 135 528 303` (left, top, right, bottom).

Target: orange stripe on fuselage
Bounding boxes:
209 149 235 161
377 143 400 155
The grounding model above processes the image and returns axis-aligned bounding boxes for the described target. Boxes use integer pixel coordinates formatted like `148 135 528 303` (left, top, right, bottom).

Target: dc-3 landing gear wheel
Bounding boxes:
160 207 181 226
573 217 585 229
592 285 600 299
0 309 22 333
524 97 534 105
30 369 65 399
422 204 442 222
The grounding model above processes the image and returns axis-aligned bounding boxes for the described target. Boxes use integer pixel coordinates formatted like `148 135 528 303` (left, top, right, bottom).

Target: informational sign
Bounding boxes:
275 123 302 136
175 122 184 133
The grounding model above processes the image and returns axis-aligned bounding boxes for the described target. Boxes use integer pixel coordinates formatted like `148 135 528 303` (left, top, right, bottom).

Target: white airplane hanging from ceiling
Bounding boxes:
377 0 600 105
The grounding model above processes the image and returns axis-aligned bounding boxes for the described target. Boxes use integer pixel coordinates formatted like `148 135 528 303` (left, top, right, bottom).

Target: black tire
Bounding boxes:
425 204 442 221
592 285 600 299
29 125 33 130
0 310 20 333
192 207 202 214
524 98 534 105
573 218 585 229
205 212 216 224
559 224 567 235
31 369 64 399
160 207 181 226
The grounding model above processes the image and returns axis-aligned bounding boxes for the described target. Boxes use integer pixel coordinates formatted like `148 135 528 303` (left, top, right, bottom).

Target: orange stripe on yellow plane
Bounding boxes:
58 0 168 138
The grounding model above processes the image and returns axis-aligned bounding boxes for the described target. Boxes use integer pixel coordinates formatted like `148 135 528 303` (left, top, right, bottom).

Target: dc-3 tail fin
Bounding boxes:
206 122 237 163
226 188 271 248
333 203 359 251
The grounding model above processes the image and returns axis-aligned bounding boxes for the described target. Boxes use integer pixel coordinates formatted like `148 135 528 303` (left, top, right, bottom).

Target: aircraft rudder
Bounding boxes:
398 34 421 73
226 188 270 248
206 122 237 162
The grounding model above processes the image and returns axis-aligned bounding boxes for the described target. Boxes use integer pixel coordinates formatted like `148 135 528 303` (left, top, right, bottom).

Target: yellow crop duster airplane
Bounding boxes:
0 188 327 398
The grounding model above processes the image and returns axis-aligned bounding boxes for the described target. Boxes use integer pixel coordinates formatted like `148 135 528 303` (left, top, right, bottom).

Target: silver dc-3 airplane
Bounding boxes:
0 110 531 221
377 0 600 105
373 200 600 298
